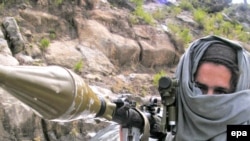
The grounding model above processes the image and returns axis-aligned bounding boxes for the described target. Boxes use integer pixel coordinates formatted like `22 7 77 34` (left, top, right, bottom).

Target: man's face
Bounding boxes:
195 62 232 95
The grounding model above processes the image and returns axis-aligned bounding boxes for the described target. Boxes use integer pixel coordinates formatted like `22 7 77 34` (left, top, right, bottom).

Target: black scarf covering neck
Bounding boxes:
174 35 250 141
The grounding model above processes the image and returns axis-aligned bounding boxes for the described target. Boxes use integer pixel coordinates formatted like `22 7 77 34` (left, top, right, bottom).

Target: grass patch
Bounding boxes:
73 60 84 73
130 0 155 25
153 70 167 87
39 38 50 51
167 23 193 47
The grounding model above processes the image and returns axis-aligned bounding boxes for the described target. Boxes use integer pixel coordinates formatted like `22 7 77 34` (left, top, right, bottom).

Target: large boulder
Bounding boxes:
2 17 25 54
75 19 141 66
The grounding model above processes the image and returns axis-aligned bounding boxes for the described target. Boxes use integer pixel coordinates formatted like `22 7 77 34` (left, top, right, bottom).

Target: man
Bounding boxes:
194 42 239 95
174 35 250 140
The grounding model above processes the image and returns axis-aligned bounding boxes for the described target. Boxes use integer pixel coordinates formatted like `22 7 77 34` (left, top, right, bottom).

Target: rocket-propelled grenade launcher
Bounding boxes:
0 65 116 121
0 65 178 141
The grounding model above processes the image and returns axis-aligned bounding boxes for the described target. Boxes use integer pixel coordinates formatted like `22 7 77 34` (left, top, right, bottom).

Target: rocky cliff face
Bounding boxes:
0 0 249 140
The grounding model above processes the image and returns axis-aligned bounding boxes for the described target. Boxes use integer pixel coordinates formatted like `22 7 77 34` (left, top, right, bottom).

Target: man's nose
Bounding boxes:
207 88 214 95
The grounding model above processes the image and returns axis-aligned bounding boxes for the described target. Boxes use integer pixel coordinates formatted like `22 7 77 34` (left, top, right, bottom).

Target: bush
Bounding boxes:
153 70 167 87
167 23 193 47
133 6 154 25
74 60 84 73
54 0 63 6
39 38 50 51
179 0 194 11
193 9 206 28
130 0 154 25
152 8 167 21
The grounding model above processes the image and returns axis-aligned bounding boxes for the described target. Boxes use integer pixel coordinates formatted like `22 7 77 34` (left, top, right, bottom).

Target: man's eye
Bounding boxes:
195 82 204 89
215 90 225 94
199 88 208 94
214 89 229 94
195 83 207 93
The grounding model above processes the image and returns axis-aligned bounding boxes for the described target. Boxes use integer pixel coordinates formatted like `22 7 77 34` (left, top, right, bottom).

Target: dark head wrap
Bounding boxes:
200 43 238 68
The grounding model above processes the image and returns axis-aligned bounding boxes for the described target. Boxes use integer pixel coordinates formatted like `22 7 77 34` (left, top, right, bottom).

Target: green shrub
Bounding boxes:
53 0 63 6
49 32 57 40
130 0 154 25
39 38 50 51
133 6 154 25
220 21 232 35
198 11 249 43
179 28 192 45
152 8 166 21
179 0 194 11
167 23 193 47
152 6 179 20
130 0 143 6
153 70 167 87
203 15 216 34
172 6 182 16
237 32 250 43
128 14 140 24
193 9 206 27
74 60 84 73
